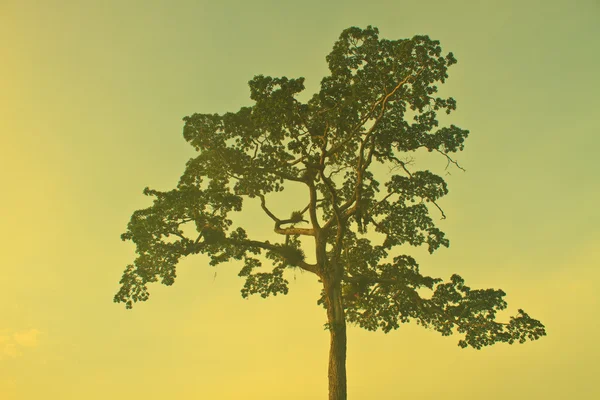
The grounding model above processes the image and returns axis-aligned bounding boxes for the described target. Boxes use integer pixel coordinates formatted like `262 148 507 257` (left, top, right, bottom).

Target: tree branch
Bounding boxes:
324 69 427 227
258 194 316 236
236 238 318 274
435 149 466 172
306 180 322 231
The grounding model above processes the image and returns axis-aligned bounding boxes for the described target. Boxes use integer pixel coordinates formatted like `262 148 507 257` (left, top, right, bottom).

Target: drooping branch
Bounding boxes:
428 198 447 220
435 149 466 172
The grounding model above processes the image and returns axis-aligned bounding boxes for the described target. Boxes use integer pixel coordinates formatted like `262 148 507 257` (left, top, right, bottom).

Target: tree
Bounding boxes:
115 26 546 400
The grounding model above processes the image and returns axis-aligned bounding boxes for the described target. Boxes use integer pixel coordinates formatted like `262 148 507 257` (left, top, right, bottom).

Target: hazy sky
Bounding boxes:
1 0 599 399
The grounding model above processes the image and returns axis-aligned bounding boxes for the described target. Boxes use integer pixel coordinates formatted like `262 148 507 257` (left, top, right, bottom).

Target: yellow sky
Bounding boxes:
1 0 599 398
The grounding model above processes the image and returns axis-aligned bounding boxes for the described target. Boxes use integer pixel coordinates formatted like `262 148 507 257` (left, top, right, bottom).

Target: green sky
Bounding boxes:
1 0 599 398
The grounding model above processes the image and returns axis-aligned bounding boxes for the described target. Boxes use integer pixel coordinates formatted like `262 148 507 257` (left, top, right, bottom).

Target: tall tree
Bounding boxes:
115 26 546 400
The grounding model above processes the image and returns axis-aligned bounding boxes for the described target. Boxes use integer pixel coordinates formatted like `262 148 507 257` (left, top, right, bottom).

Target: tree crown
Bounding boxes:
115 26 546 350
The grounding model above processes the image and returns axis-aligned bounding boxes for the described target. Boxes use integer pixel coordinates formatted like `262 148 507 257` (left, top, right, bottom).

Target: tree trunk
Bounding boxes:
324 280 348 400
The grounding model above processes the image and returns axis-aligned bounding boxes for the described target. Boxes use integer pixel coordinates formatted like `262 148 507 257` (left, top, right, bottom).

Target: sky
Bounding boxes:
1 0 599 398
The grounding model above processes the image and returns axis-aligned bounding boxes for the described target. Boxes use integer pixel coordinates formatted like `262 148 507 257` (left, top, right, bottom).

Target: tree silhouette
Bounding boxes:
115 26 546 400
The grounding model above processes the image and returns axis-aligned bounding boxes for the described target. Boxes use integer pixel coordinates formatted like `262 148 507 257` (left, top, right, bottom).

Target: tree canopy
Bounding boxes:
115 25 545 398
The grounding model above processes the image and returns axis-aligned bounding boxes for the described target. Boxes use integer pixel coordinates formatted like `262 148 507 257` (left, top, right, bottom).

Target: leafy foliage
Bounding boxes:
115 26 545 350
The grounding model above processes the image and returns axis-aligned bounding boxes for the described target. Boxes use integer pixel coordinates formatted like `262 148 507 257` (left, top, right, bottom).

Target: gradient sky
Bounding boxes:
1 0 599 399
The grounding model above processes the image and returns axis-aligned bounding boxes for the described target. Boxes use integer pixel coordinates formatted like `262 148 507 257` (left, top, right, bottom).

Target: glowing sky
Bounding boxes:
1 0 599 398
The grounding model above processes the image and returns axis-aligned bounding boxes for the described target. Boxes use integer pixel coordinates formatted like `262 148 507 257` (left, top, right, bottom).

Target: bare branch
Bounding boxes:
372 192 394 210
275 226 315 236
258 194 280 224
429 199 447 220
258 194 316 236
306 180 322 231
287 154 309 166
299 202 310 216
435 149 466 172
